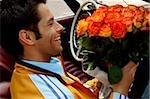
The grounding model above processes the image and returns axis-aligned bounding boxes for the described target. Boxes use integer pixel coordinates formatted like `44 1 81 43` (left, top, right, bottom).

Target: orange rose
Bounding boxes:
98 6 108 12
122 17 133 32
88 22 101 37
111 22 126 39
139 6 145 12
133 10 144 28
122 7 135 18
127 5 138 12
108 5 123 12
105 12 122 24
134 21 142 28
86 16 93 23
142 10 150 26
76 19 88 37
91 10 106 22
99 24 112 37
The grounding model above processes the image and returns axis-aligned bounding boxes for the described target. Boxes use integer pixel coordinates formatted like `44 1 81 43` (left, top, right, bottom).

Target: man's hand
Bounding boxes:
112 61 138 96
84 78 101 97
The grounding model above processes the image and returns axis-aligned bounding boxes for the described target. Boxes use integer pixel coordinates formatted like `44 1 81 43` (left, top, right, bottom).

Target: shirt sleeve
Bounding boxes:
109 92 129 99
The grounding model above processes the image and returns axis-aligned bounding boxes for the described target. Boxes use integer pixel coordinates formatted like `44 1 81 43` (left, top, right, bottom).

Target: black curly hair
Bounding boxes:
0 0 46 57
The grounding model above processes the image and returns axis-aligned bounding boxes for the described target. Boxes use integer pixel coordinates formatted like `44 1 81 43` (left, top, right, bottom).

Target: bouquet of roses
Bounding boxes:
76 5 149 84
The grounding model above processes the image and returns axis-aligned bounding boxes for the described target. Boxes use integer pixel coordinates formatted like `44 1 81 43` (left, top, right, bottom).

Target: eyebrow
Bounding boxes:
47 17 54 24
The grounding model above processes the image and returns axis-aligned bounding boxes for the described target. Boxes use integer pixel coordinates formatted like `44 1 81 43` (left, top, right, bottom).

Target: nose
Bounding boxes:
55 21 65 33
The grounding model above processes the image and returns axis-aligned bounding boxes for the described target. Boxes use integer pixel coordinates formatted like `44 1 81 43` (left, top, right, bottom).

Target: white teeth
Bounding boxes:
55 37 60 41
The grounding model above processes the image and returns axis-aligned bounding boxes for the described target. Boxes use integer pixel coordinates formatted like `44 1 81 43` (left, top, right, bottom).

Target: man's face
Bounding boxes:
35 3 64 56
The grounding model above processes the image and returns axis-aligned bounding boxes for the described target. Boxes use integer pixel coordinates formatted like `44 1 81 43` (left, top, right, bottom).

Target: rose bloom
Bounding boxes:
122 17 133 32
108 4 123 12
76 19 88 37
139 6 146 12
88 22 101 37
86 16 93 23
122 7 135 18
142 10 150 26
98 6 108 12
99 24 112 37
111 22 126 39
127 5 138 12
91 11 106 22
134 21 142 28
133 10 145 28
105 12 122 24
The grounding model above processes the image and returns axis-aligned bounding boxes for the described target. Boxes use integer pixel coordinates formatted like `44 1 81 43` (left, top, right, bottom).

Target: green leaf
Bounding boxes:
77 35 87 45
109 37 115 43
77 38 83 45
108 66 123 84
82 37 94 50
87 62 96 70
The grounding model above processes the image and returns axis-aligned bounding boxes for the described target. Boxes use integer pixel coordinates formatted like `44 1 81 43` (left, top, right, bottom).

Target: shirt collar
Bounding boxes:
22 57 66 76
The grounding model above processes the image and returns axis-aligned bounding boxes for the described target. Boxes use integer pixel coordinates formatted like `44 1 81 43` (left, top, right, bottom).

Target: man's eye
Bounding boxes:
49 23 53 26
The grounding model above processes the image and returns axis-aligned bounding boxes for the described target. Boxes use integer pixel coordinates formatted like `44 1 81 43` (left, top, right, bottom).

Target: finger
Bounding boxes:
130 65 138 77
123 61 138 70
131 62 139 71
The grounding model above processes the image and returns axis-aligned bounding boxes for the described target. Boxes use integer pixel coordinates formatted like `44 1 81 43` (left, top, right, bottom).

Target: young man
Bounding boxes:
1 0 138 98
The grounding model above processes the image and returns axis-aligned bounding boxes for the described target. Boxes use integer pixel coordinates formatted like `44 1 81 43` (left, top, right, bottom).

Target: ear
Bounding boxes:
19 29 35 45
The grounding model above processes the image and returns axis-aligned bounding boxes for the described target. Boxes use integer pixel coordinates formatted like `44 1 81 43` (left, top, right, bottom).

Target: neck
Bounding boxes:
23 50 51 62
23 56 51 62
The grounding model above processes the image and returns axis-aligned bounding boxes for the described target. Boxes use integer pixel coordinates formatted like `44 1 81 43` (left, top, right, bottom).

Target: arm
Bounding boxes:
84 61 138 98
112 61 138 96
110 61 138 98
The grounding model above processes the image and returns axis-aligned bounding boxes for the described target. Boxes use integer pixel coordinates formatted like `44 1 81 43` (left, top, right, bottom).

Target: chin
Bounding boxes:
58 46 63 52
52 47 63 56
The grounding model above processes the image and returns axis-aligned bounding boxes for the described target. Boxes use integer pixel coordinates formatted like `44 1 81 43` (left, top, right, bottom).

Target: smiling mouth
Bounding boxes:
55 36 61 43
55 36 60 40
